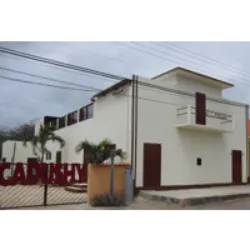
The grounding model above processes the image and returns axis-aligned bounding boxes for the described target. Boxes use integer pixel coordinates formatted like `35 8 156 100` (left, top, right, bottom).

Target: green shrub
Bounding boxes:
91 193 126 207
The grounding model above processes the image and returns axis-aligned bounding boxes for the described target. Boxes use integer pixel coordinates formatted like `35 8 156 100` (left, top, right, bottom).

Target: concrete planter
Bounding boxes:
87 163 130 204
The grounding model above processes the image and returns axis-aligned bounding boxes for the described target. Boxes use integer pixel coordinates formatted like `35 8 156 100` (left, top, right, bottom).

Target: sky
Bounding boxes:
1 41 250 128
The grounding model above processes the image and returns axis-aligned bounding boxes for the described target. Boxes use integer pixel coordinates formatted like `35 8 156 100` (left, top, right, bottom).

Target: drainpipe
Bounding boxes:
246 105 249 183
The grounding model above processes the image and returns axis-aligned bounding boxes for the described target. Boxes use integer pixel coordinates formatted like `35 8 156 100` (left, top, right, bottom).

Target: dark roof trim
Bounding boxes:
152 67 234 88
91 79 131 101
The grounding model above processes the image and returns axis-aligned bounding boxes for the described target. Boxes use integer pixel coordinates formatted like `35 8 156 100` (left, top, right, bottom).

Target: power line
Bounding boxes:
121 41 213 77
0 66 101 91
152 42 250 83
0 53 115 83
131 42 233 80
120 93 183 107
164 42 250 78
0 46 128 82
137 79 245 107
0 75 100 92
49 40 127 64
116 42 173 64
121 42 250 90
149 42 250 89
0 44 246 108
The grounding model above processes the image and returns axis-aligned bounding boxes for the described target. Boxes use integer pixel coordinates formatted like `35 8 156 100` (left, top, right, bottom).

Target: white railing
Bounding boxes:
176 105 234 132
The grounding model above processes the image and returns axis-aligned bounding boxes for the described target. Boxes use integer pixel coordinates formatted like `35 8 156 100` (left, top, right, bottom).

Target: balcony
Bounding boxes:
176 105 234 133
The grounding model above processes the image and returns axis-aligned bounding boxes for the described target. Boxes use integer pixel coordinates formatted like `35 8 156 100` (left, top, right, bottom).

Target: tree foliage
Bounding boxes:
0 121 35 159
75 139 125 164
23 124 65 162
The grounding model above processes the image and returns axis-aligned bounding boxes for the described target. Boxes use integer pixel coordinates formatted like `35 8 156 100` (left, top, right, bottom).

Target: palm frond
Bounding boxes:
43 147 51 154
114 149 125 159
75 138 125 164
31 143 41 158
49 134 65 148
23 135 38 147
98 139 113 149
75 140 95 153
21 123 65 162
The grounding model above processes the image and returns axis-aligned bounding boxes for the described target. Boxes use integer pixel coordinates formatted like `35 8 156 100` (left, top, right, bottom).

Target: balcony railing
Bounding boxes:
176 105 234 133
48 103 94 131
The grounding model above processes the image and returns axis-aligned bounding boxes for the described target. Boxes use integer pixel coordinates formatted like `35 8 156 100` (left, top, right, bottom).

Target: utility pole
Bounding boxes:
109 149 115 198
11 141 17 176
105 144 116 200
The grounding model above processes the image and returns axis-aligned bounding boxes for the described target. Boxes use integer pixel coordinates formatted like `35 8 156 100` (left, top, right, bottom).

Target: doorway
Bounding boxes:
143 143 161 188
56 151 62 164
27 158 38 177
232 150 242 184
195 92 206 125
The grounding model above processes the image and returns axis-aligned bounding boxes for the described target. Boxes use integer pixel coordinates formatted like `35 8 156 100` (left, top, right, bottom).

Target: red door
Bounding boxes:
27 158 38 178
232 150 242 184
27 158 38 164
196 92 206 125
143 143 161 188
56 151 62 164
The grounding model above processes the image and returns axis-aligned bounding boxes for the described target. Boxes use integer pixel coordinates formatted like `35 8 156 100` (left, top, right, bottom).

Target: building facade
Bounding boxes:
2 67 249 190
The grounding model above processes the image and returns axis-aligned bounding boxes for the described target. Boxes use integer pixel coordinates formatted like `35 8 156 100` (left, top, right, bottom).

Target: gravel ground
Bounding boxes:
2 198 250 216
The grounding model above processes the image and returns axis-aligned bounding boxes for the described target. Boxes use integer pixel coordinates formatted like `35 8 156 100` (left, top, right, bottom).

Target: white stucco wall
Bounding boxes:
151 72 223 97
44 86 131 164
2 69 247 188
34 118 44 135
135 75 247 187
1 140 37 163
176 75 223 97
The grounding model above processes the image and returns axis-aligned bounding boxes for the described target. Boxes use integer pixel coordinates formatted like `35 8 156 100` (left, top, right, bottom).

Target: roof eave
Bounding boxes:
152 67 234 89
91 79 131 101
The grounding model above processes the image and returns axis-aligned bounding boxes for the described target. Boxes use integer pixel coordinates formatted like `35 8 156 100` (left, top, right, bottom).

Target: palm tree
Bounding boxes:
23 124 65 163
75 139 125 164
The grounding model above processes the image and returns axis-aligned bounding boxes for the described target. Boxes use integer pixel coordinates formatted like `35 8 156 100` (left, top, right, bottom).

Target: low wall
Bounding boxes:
87 163 130 204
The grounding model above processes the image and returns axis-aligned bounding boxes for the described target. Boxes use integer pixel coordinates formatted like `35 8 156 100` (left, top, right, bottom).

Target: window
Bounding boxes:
46 152 52 160
50 120 57 130
79 104 94 122
67 111 78 126
58 116 65 129
86 104 94 119
79 107 85 121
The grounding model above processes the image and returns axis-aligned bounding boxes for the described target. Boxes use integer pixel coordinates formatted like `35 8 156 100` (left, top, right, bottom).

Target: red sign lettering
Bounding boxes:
0 163 87 186
12 163 26 184
0 163 12 186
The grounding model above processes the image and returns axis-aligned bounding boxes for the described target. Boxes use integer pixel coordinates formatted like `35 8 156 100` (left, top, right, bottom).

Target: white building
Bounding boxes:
1 140 37 163
2 67 249 190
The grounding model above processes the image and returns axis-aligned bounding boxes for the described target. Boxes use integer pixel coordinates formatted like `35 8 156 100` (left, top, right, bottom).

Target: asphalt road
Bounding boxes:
0 199 250 216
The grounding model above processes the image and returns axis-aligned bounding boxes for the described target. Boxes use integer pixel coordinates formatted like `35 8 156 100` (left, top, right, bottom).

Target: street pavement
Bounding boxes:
0 198 250 216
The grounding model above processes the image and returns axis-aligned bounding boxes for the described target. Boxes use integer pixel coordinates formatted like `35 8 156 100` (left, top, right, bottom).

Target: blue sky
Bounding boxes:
0 42 250 128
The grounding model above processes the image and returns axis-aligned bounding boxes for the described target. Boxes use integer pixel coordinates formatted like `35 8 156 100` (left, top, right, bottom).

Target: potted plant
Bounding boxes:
75 139 126 206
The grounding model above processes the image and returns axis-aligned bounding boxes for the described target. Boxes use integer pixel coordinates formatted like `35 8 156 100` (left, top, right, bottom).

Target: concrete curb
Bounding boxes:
139 191 250 207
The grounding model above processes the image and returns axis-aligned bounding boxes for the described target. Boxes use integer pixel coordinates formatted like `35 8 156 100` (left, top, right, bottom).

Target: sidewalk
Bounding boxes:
139 185 250 206
3 197 250 216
